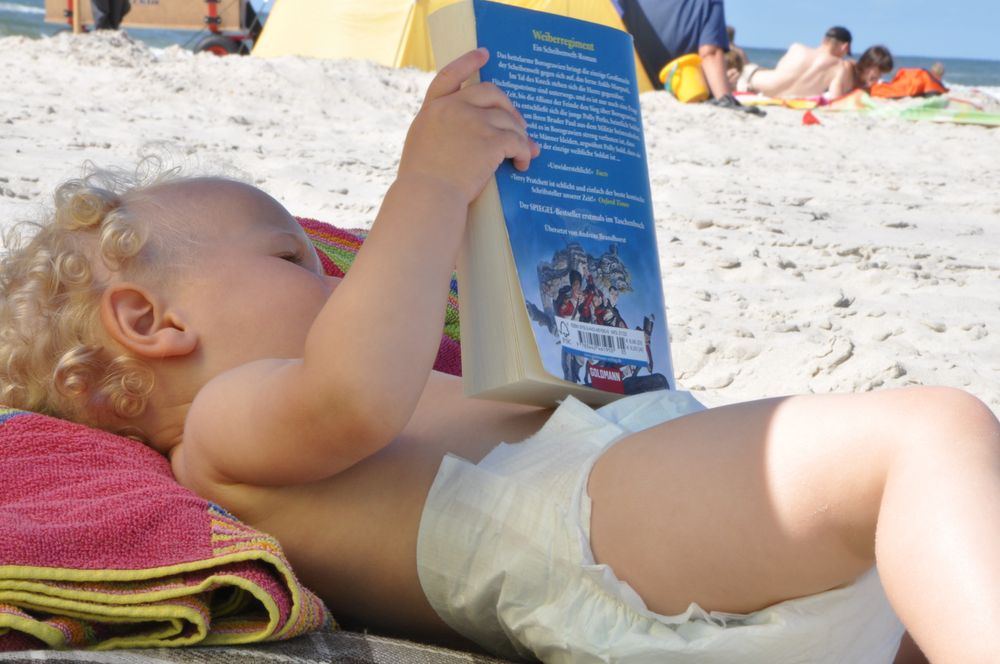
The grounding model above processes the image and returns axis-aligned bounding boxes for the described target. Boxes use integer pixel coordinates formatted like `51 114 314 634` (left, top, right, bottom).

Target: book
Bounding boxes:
429 0 675 407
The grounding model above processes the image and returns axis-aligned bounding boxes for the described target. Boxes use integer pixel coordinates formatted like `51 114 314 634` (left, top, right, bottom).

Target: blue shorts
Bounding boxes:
621 0 730 88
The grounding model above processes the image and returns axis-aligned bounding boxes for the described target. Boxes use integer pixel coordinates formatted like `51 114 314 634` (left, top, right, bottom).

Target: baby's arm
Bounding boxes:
331 48 536 422
179 49 538 486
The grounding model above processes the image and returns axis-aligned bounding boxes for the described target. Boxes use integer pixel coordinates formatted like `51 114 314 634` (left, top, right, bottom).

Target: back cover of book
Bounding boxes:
474 0 674 394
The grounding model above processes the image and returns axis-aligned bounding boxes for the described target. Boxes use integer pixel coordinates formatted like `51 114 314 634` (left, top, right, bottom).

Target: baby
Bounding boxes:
2 49 998 663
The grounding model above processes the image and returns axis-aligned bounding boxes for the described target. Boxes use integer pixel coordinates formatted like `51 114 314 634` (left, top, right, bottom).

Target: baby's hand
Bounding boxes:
397 48 540 204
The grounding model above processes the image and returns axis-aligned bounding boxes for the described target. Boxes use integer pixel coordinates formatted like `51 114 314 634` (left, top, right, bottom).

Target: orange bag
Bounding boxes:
870 68 948 98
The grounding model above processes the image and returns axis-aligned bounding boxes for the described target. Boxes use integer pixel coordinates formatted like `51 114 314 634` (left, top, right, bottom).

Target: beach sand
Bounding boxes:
1 31 997 413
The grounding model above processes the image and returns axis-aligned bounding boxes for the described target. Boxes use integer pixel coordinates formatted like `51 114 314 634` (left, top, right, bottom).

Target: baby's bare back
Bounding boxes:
192 371 549 642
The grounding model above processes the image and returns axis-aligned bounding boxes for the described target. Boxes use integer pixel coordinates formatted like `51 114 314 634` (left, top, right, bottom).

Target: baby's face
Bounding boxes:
144 178 339 373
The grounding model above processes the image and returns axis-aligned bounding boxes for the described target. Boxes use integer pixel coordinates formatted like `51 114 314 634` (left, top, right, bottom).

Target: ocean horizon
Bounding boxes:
3 0 999 89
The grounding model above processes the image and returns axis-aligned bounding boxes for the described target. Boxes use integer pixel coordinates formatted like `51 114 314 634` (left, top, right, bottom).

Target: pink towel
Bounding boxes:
0 408 329 650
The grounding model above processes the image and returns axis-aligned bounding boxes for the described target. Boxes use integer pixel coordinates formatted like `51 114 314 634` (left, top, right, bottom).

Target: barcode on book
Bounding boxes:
579 329 626 353
561 319 649 365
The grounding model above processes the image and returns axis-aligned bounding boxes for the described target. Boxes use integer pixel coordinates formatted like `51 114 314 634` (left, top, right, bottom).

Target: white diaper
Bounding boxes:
416 391 905 663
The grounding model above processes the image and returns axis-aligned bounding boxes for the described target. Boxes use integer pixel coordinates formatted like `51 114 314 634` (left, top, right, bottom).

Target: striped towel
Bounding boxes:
0 409 329 650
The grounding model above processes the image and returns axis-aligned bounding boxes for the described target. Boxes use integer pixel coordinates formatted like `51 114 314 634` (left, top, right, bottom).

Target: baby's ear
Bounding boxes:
99 283 198 359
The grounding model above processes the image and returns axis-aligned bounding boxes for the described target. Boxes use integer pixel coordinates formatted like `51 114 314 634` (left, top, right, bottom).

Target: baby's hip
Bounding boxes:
415 391 903 663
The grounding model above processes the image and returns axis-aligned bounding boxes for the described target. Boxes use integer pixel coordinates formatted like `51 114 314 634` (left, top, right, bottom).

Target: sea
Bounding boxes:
2 0 999 93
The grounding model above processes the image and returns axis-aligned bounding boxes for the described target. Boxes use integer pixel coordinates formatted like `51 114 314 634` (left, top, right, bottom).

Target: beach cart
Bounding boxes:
44 0 261 54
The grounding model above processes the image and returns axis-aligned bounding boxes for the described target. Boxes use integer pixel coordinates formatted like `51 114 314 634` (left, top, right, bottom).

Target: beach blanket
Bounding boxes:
823 89 1000 126
0 220 461 652
733 92 822 110
0 629 513 663
735 83 1000 127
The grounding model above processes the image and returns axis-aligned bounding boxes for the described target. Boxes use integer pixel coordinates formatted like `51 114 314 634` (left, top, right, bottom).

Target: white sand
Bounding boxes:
1 31 997 413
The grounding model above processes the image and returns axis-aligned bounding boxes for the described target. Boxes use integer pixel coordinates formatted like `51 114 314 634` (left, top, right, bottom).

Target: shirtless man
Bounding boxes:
740 26 858 99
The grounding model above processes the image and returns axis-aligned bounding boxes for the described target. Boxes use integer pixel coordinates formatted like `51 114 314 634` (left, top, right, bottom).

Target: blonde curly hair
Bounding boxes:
0 160 185 436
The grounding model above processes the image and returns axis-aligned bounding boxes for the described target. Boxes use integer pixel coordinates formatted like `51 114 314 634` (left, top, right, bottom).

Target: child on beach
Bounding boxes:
1 48 998 663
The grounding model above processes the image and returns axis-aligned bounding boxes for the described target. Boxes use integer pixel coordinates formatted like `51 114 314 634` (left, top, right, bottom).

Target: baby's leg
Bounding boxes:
588 386 1000 664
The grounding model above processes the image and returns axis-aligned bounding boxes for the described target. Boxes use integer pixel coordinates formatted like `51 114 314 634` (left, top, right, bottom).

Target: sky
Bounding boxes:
724 0 1000 62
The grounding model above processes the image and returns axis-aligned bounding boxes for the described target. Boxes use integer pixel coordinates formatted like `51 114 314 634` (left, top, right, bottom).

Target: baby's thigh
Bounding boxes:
587 391 904 616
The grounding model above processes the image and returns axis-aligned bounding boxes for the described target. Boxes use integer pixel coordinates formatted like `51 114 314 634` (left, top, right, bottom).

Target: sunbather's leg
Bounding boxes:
588 386 1000 664
698 44 731 98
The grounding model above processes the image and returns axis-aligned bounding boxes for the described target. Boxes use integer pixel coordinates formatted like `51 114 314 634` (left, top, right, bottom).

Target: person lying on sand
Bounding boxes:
739 26 893 99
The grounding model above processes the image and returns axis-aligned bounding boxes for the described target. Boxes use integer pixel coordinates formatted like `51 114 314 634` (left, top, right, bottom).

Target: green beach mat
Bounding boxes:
897 107 1000 126
825 90 1000 126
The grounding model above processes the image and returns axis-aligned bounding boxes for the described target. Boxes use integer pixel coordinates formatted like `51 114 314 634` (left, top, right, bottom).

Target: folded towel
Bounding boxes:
0 408 330 650
298 218 462 376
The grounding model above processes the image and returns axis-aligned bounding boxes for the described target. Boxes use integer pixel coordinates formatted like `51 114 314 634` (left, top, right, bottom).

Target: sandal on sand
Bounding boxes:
708 94 766 117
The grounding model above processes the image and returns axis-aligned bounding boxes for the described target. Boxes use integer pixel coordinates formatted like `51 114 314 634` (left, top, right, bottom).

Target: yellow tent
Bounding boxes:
251 0 654 92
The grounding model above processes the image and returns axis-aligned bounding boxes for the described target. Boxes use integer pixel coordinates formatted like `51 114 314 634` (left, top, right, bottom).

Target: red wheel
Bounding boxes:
194 35 240 56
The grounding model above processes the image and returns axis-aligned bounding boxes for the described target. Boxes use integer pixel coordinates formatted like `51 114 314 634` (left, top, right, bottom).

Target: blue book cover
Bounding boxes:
472 0 674 395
